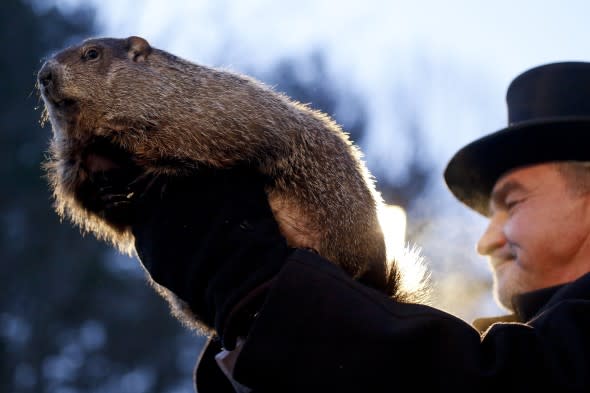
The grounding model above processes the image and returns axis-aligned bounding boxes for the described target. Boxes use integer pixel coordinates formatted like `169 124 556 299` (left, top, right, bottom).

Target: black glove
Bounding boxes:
130 166 293 349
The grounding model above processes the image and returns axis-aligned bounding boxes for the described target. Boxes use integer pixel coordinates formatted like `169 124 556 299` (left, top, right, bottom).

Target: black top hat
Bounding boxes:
444 62 590 216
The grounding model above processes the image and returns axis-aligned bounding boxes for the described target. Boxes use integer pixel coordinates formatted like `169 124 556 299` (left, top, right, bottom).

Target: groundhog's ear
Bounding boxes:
126 36 152 62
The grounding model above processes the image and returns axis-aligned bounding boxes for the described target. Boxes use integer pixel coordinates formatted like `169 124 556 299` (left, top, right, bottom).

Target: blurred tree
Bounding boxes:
1 1 205 392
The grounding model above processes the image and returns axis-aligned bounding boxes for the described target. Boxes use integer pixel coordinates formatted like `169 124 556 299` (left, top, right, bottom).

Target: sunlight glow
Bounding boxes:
379 204 429 299
379 204 407 261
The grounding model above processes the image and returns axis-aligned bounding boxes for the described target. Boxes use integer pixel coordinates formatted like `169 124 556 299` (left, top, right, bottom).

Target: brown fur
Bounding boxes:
38 36 412 302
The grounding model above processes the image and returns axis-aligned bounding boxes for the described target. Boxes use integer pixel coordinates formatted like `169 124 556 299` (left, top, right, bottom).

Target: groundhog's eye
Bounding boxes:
82 48 100 61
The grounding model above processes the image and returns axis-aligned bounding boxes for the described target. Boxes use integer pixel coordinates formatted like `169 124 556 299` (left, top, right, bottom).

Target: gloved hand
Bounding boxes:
130 166 293 349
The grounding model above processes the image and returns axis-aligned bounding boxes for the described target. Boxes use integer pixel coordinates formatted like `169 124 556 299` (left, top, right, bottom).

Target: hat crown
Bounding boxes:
507 62 590 125
444 61 590 216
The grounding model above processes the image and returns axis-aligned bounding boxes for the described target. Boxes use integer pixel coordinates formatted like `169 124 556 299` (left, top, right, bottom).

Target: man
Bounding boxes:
443 61 590 331
132 62 590 392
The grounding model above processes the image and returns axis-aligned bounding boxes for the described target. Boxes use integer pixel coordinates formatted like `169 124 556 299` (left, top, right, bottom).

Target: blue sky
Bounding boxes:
46 0 590 320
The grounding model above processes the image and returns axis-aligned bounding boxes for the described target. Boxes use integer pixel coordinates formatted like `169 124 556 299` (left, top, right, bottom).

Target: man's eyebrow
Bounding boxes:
490 180 527 207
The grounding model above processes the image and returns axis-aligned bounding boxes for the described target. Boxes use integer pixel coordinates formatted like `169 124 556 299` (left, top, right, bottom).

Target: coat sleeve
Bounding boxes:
231 250 590 392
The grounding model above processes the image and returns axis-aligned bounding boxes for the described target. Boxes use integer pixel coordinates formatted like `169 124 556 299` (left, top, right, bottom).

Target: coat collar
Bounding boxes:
511 283 565 321
472 271 590 333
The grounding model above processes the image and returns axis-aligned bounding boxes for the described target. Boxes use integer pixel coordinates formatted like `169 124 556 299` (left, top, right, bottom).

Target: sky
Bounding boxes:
42 0 590 320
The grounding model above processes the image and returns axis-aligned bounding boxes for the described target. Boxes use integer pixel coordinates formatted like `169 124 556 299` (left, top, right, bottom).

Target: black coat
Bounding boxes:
195 250 590 392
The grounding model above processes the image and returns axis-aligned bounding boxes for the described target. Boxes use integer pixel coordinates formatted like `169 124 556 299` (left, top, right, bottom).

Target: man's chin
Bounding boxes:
493 286 515 312
493 267 518 311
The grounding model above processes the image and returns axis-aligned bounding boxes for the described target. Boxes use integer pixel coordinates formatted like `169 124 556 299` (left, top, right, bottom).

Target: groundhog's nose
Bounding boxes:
38 62 54 88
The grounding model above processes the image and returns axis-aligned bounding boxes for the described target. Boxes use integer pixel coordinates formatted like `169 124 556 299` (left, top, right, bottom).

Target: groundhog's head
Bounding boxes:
37 37 170 253
38 35 271 157
38 37 160 138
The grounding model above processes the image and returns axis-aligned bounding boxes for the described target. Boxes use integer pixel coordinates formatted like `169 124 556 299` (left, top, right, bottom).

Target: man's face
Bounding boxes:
477 162 590 311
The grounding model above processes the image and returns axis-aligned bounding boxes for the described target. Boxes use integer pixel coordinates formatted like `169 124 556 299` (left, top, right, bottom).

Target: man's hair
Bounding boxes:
555 161 590 195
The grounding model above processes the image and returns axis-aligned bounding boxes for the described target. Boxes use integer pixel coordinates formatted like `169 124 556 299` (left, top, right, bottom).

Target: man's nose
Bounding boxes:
476 213 507 256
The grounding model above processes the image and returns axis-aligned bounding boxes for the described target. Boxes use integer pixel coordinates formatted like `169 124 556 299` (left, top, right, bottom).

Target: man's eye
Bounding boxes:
506 199 522 210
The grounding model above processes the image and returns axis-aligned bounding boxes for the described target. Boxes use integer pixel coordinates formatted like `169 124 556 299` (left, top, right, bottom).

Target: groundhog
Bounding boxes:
37 36 417 307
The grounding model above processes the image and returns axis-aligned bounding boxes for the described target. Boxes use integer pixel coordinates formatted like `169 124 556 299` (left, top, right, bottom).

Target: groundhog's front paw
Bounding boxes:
96 177 134 211
75 169 144 230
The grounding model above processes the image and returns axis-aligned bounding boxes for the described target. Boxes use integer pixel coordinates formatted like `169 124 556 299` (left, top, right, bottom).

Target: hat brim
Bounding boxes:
444 117 590 216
